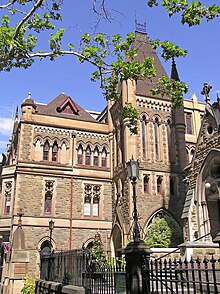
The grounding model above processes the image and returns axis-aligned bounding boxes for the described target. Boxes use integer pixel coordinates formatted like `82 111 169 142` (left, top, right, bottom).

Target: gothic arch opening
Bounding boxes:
112 224 123 257
198 149 220 241
144 210 183 248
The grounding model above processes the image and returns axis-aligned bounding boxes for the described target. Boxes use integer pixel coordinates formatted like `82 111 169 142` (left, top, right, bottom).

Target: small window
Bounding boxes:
93 147 99 167
143 175 149 194
154 118 160 161
43 141 50 161
52 142 58 162
157 176 162 194
186 149 189 164
44 180 54 215
141 116 147 159
44 191 52 214
101 148 107 167
4 182 12 215
77 145 83 165
85 146 91 166
185 113 193 134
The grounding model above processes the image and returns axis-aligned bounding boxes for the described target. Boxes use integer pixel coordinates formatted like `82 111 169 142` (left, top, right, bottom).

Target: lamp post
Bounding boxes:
126 157 140 242
49 219 54 253
123 157 152 294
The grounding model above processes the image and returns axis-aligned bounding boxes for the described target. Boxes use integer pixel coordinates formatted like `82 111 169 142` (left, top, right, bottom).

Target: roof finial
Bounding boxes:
135 19 147 33
170 57 180 81
201 82 212 104
28 92 31 99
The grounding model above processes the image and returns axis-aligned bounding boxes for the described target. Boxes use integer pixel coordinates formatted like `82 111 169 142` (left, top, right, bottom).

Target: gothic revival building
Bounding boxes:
181 90 220 259
0 30 205 292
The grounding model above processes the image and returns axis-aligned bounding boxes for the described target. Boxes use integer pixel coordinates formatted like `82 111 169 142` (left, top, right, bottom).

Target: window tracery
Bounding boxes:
84 184 101 217
44 180 54 214
4 181 12 214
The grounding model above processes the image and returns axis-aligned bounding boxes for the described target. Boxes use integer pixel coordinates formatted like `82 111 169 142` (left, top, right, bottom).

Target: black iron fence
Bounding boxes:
40 249 86 286
148 257 220 294
40 250 220 294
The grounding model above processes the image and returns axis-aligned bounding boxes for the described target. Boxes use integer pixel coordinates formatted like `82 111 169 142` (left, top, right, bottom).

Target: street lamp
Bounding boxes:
49 219 54 252
126 157 140 242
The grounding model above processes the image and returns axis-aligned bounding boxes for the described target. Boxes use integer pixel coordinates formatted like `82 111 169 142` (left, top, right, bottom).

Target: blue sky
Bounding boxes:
0 0 219 154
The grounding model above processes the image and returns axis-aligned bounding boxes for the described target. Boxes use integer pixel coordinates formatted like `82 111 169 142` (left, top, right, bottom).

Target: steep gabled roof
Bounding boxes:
133 31 169 99
35 93 96 122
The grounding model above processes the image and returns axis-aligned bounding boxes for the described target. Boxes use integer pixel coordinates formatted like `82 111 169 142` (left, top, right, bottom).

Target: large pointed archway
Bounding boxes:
112 224 123 257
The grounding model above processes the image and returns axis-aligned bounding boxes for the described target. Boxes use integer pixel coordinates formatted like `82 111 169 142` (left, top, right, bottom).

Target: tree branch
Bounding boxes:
0 0 16 9
13 0 44 41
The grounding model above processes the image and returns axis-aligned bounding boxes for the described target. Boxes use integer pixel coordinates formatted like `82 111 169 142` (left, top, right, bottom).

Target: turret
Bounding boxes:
21 92 36 120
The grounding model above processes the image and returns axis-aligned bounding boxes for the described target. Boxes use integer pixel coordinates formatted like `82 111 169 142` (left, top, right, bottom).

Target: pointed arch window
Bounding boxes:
185 112 193 134
143 175 149 194
52 142 58 162
166 120 171 162
85 146 91 166
157 176 163 194
141 116 147 159
44 180 54 215
154 117 160 161
93 147 99 167
190 148 195 162
77 145 83 165
43 141 50 161
101 148 107 167
186 149 189 164
84 184 101 217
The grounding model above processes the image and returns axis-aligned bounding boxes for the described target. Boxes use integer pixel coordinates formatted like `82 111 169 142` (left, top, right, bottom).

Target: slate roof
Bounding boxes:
35 93 97 123
133 31 170 100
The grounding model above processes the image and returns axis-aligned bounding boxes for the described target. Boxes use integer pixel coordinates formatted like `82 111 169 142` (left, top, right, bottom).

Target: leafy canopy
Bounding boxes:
0 0 218 132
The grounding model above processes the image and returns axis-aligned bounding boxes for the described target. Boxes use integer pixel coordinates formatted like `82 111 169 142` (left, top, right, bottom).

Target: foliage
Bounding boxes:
122 103 139 134
145 214 183 248
21 276 36 294
0 0 217 132
147 0 220 26
151 75 188 107
91 234 107 267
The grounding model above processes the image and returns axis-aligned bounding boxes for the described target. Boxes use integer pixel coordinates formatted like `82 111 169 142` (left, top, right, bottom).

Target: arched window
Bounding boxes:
166 120 171 162
93 147 99 167
101 148 107 167
44 191 52 214
40 240 51 256
186 149 189 164
154 117 160 161
85 146 91 166
190 148 195 162
44 180 54 215
77 145 83 165
143 175 149 194
141 116 147 159
84 184 100 217
52 142 58 162
43 141 50 161
157 176 163 194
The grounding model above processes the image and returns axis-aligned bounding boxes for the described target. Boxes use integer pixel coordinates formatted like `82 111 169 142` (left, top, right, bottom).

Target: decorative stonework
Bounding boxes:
137 97 172 112
4 181 12 214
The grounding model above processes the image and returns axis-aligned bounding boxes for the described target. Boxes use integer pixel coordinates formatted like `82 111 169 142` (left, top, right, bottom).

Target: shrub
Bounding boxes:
21 276 36 294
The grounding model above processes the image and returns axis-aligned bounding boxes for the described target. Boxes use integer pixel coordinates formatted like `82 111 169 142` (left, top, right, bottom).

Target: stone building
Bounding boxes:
0 29 205 292
181 88 220 259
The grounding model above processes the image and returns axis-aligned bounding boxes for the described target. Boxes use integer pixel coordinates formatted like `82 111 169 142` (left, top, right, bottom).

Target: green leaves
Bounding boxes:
151 39 188 61
148 1 220 26
151 75 188 107
122 103 139 134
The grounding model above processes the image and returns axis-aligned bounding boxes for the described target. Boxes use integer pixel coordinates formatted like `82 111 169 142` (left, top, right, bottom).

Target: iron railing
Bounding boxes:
40 249 86 286
40 249 220 294
148 257 220 294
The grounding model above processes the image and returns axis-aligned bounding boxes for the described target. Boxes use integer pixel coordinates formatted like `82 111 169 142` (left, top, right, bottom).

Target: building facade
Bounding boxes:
0 30 206 292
